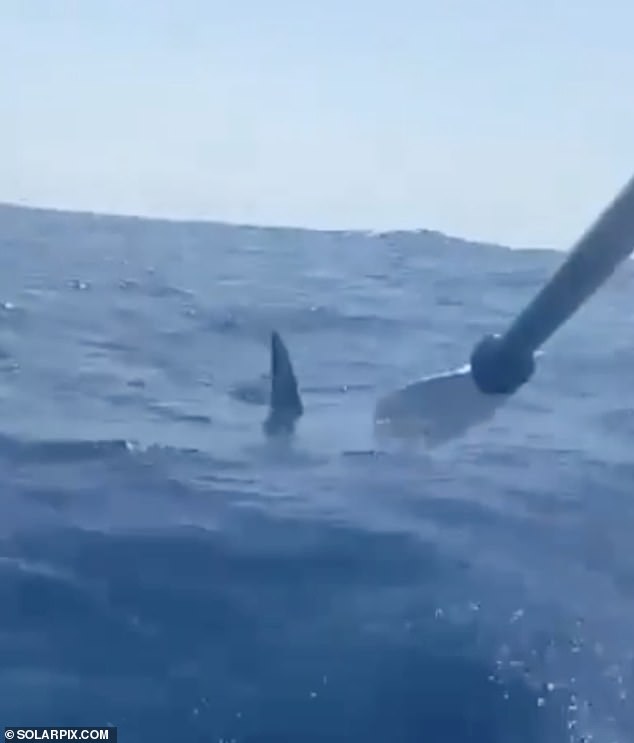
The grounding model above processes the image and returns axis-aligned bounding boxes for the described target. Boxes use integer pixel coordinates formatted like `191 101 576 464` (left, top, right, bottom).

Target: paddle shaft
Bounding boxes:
501 173 634 356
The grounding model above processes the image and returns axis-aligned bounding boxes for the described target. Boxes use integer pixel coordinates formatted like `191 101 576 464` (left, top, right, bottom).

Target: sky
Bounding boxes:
2 0 634 248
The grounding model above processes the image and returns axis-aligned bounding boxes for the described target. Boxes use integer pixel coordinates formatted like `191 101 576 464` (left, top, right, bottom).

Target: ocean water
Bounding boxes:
0 203 633 742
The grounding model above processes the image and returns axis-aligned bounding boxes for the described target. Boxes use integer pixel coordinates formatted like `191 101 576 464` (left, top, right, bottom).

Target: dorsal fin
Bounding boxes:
263 331 303 435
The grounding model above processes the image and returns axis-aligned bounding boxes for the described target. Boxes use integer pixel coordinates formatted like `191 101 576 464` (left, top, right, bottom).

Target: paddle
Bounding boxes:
470 172 634 394
375 173 634 444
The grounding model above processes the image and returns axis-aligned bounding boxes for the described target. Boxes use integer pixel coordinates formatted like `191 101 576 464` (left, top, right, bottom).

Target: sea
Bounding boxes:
0 203 632 742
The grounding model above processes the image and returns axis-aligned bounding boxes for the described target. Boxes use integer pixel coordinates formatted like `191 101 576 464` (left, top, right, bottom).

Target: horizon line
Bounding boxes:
0 198 552 252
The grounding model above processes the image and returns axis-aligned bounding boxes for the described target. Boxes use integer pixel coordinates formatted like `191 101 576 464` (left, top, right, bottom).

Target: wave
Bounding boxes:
0 434 134 465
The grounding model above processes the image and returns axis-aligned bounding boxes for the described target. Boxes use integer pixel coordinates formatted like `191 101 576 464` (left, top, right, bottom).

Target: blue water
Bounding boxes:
0 204 633 742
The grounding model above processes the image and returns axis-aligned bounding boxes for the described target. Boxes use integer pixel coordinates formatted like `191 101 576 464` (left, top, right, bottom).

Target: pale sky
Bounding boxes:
2 0 634 248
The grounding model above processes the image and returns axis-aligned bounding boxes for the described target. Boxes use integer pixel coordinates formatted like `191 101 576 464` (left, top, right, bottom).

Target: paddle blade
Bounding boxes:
374 365 510 446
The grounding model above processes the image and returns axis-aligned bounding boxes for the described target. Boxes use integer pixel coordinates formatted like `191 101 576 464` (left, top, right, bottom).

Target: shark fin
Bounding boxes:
263 330 303 435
